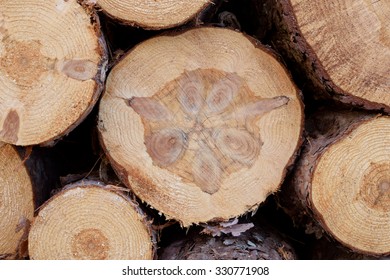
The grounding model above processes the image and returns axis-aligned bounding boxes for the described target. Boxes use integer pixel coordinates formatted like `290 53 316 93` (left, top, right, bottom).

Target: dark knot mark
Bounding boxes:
123 69 290 195
0 110 20 143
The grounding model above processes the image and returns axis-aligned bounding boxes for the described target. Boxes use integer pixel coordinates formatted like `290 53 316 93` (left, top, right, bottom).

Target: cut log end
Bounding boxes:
0 144 34 259
0 0 107 145
28 181 155 260
267 0 390 111
99 27 303 226
92 0 214 29
302 115 390 255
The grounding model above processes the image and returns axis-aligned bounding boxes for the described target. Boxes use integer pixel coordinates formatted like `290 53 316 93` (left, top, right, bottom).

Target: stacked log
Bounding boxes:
0 0 107 146
85 0 221 29
258 0 390 111
98 26 303 226
0 144 53 259
28 180 156 260
280 109 390 256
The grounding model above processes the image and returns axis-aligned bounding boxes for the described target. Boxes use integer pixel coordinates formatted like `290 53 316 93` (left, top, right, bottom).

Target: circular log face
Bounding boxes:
94 0 211 29
28 185 154 260
312 117 390 255
0 143 34 258
99 27 303 226
0 0 106 145
290 0 390 108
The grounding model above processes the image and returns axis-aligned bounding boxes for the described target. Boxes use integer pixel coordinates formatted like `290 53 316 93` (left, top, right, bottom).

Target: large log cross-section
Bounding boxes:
99 27 303 226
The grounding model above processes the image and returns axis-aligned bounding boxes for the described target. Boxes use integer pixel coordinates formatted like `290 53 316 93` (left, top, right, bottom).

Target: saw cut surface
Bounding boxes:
0 0 106 145
312 117 390 255
127 69 290 194
0 143 34 259
99 27 303 226
94 0 211 29
28 184 154 260
291 0 390 108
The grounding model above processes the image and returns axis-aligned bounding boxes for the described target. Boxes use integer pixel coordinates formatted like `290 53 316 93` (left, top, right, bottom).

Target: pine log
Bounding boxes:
282 109 390 256
28 180 156 259
0 0 107 146
259 0 390 112
98 27 303 226
0 143 33 259
0 143 53 259
85 0 220 30
159 225 296 260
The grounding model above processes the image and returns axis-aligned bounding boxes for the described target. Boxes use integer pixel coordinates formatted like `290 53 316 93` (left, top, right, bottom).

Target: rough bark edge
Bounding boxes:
83 0 222 30
159 225 297 260
30 179 158 259
310 235 390 260
190 0 223 27
98 26 305 226
280 109 389 257
259 0 390 113
40 2 108 147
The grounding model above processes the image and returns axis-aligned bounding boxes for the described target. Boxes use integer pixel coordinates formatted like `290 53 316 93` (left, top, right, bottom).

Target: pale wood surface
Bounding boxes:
28 181 155 260
92 0 212 29
290 111 390 255
0 143 34 259
291 0 389 104
0 0 107 145
311 117 390 255
99 27 303 226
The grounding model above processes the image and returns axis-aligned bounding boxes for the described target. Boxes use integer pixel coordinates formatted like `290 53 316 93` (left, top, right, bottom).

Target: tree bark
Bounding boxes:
281 109 390 256
28 180 156 260
98 26 303 226
84 0 221 30
258 0 390 112
309 236 388 260
0 0 107 146
159 225 296 260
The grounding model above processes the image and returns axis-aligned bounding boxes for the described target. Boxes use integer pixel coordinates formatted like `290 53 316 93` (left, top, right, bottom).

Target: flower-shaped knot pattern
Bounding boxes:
126 69 289 194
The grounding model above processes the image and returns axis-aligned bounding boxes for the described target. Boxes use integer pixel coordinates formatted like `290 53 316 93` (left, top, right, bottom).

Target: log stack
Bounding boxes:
0 0 388 259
